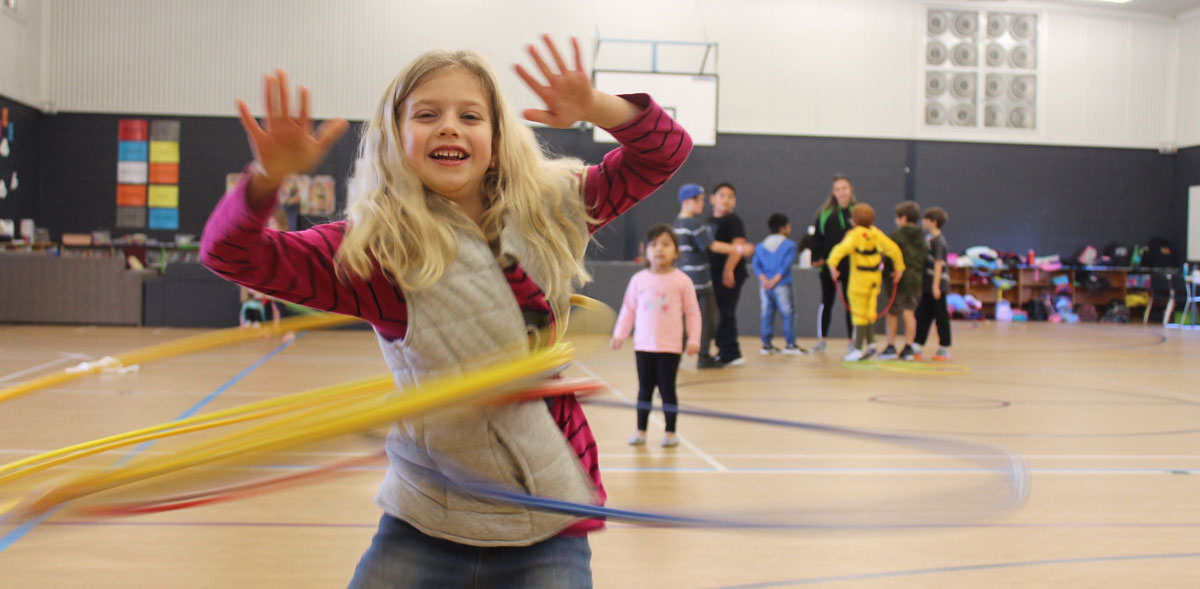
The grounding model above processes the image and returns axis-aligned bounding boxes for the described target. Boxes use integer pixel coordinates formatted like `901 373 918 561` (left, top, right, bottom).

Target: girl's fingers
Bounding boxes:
571 37 584 72
542 34 568 75
526 44 555 82
521 108 557 127
235 99 264 139
262 75 277 130
299 86 312 131
514 65 552 103
314 118 350 152
277 69 292 120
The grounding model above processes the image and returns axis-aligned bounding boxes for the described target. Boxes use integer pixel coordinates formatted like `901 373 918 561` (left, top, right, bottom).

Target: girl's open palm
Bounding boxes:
236 70 349 187
515 36 595 128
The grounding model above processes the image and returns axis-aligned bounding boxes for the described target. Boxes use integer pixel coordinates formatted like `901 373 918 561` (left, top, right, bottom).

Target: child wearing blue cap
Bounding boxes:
673 183 721 368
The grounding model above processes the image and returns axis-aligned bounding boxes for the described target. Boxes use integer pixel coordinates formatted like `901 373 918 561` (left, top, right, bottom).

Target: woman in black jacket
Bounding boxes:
809 175 856 352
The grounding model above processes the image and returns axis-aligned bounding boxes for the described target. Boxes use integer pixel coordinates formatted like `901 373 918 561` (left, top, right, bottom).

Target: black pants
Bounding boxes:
635 351 681 432
712 277 745 361
914 290 952 347
696 288 719 361
818 265 852 340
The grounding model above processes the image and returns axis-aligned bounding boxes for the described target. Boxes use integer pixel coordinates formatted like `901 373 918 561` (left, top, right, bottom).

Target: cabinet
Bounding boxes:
948 266 1130 318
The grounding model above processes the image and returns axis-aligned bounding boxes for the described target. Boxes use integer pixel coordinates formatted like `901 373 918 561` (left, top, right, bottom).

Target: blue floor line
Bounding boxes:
0 334 300 553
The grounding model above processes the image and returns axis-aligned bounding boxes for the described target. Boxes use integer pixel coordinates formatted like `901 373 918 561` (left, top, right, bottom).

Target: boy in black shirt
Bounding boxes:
707 183 754 366
914 207 952 361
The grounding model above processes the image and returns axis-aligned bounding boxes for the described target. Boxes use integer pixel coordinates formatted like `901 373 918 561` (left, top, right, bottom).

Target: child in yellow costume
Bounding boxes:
827 203 905 361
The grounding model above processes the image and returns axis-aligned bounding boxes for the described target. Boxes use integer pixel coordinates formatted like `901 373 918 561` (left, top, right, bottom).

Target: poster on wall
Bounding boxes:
117 119 181 230
304 175 335 216
1 106 15 201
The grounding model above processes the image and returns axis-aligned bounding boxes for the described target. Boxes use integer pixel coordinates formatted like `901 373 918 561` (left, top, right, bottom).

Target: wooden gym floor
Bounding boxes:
0 321 1198 588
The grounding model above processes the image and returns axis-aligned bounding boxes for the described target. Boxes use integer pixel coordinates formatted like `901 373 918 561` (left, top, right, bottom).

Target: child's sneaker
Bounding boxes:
627 433 647 446
783 344 808 355
661 435 680 448
722 355 746 367
899 345 916 361
911 343 923 360
842 349 864 362
862 346 876 360
697 355 723 369
877 345 898 360
760 344 781 355
810 340 827 353
933 347 950 361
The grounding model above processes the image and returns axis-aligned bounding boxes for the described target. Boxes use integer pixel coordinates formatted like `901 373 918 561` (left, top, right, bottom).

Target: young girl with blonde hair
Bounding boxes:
201 35 691 587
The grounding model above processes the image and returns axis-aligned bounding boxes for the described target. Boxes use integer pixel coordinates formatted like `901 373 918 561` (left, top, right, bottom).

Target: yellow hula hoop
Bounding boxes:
7 343 575 518
0 313 360 406
2 296 613 517
0 374 394 485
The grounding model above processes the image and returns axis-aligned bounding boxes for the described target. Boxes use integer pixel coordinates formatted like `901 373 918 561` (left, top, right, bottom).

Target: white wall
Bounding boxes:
1177 9 1200 148
1038 6 1177 149
31 0 1191 149
0 0 43 107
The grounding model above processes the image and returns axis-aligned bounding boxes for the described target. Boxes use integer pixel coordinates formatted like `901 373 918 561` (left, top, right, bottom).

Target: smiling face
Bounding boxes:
398 67 494 211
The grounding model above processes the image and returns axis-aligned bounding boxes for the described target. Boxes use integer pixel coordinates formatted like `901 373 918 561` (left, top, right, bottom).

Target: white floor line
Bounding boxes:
0 352 91 383
574 361 729 472
598 453 1200 460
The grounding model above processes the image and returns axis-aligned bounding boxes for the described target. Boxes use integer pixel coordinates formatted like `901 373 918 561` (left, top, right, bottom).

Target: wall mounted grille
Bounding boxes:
925 7 1038 131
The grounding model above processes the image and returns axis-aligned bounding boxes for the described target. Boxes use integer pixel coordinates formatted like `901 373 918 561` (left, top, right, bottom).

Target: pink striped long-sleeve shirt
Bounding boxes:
200 93 691 535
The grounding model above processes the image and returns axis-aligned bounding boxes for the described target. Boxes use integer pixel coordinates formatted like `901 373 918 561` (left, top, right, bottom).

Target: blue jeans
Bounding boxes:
348 514 593 588
760 283 796 346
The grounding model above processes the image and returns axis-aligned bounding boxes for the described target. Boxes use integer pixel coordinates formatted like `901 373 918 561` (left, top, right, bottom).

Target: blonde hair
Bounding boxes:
337 50 592 332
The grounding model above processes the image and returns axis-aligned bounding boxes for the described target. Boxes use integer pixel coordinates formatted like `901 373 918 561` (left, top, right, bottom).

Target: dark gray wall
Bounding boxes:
538 129 910 260
0 96 40 230
36 112 360 241
1175 145 1200 261
22 107 1186 261
914 141 1176 257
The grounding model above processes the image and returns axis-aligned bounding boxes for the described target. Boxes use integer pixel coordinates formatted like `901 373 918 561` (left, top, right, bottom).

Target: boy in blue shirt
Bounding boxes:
753 213 805 355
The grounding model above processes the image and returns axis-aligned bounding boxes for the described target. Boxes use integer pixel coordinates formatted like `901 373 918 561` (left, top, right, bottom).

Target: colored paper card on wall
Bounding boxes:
149 120 181 142
118 141 148 162
117 161 149 184
1 107 7 128
149 163 178 184
116 206 147 228
117 184 147 206
148 185 179 208
118 119 148 141
148 207 179 230
149 141 179 163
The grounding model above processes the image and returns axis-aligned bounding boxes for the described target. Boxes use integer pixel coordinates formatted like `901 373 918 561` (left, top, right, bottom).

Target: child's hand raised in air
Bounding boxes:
610 336 625 351
236 69 349 203
516 35 641 130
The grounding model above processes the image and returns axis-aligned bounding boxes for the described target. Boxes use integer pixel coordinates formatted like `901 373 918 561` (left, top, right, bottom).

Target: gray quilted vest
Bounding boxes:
373 215 596 547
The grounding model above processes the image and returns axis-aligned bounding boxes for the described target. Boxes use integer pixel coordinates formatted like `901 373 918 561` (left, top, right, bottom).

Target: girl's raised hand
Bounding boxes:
515 35 596 129
236 70 349 196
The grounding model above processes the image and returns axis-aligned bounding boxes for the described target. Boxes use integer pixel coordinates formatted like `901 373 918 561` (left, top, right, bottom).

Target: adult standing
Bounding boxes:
809 174 856 353
707 182 753 366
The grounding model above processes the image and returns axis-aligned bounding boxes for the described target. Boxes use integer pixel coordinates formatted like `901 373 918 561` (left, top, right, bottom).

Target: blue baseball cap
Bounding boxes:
677 183 704 202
